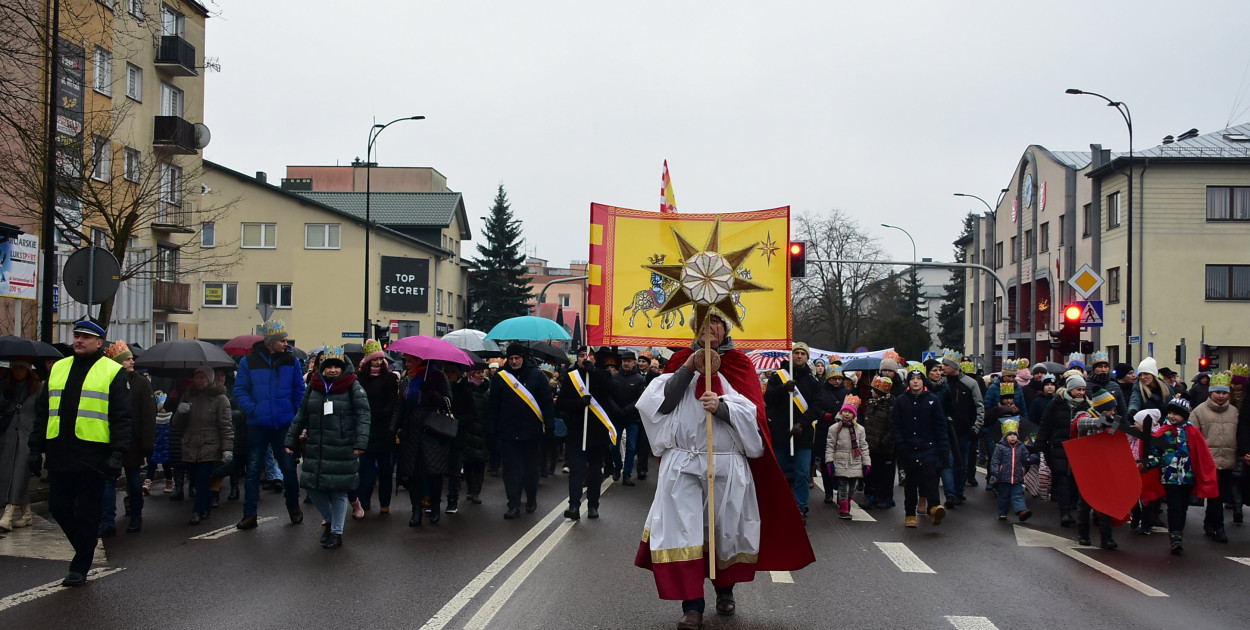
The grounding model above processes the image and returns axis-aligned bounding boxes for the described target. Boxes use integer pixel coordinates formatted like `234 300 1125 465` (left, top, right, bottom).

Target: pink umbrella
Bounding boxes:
388 335 473 365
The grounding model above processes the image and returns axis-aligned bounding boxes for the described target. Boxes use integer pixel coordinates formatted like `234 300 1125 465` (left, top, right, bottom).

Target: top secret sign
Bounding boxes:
380 255 429 313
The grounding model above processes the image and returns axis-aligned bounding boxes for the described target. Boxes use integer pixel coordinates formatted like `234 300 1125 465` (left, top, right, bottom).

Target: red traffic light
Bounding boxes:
1063 305 1082 322
1199 356 1210 370
789 242 804 255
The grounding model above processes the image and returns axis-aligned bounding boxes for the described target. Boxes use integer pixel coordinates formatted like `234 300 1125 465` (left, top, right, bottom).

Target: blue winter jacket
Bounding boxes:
990 438 1036 485
985 380 1028 421
233 342 306 430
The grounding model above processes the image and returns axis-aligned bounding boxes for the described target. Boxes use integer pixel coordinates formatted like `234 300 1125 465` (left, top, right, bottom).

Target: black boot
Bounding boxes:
320 523 332 545
227 480 240 501
1060 510 1075 527
1099 524 1117 550
1170 532 1184 555
409 508 422 527
169 478 184 502
211 490 220 508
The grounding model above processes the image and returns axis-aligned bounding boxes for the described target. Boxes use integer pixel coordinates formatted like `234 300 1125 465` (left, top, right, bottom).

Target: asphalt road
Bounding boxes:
3 467 1250 629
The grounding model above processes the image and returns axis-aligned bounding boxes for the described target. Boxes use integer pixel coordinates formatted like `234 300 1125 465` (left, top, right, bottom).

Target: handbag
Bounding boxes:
553 416 568 438
422 397 458 440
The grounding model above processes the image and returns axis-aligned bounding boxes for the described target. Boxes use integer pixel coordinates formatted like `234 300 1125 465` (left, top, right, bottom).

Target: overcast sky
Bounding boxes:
203 1 1250 267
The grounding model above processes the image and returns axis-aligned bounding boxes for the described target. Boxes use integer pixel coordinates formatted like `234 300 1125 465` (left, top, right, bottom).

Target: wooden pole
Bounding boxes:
788 348 795 457
581 366 590 452
704 335 716 580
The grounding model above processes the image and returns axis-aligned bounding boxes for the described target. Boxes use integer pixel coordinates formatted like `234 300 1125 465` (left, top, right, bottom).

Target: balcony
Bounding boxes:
151 203 196 234
154 35 197 76
153 279 191 313
153 116 197 155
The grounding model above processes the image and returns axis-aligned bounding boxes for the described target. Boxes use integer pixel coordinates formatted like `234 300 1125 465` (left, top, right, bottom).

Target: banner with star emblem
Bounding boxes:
587 203 791 349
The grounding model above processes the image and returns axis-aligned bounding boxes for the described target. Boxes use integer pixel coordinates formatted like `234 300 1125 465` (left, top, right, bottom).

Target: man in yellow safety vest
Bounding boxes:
28 316 133 587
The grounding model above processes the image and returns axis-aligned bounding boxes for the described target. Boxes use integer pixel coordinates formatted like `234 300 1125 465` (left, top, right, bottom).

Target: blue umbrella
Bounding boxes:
840 355 882 371
485 316 572 342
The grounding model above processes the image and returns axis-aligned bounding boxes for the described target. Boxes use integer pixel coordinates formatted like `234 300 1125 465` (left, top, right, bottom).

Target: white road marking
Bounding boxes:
463 519 577 630
0 567 125 612
874 541 936 574
946 616 1001 630
1227 557 1250 568
1014 525 1167 597
420 478 614 630
769 571 794 583
190 517 278 540
812 476 876 522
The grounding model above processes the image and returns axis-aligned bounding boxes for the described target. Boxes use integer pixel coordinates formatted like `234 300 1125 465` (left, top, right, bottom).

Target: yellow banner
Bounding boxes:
587 204 791 349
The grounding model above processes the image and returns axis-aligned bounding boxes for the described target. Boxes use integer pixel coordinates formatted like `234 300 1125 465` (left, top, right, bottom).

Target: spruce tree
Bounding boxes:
468 185 531 330
937 213 975 351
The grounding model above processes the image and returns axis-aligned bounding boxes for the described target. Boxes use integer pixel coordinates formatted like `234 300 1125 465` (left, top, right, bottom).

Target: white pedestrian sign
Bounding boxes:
1075 300 1103 327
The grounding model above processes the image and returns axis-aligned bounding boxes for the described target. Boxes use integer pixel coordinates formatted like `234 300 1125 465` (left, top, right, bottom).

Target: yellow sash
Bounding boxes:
500 370 545 424
568 370 617 444
776 368 809 414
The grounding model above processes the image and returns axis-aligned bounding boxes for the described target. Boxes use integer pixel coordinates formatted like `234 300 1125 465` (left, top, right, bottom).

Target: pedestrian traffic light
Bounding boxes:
1057 303 1082 353
789 241 807 278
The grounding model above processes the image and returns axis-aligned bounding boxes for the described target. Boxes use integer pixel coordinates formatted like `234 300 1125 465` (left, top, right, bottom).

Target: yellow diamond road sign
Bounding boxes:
1068 263 1104 299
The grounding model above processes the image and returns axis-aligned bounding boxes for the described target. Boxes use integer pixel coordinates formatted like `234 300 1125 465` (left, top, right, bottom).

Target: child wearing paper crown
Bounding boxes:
825 395 871 520
990 420 1035 522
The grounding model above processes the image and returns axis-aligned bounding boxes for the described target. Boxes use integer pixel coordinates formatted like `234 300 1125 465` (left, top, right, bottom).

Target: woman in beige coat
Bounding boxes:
1191 372 1241 540
174 366 233 525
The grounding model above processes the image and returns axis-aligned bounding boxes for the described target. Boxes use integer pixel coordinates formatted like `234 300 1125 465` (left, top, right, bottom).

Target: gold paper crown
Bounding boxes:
828 364 844 378
321 346 346 364
871 375 894 393
1211 371 1233 389
1091 351 1109 365
261 319 287 338
1000 381 1016 395
906 361 926 375
1001 419 1020 435
960 360 975 374
1017 358 1030 369
828 353 842 364
942 349 962 363
1231 364 1250 378
104 339 130 359
362 339 383 355
883 350 904 366
843 395 861 408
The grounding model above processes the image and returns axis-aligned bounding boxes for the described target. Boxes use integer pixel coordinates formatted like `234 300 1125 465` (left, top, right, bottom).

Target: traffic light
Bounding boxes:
1057 303 1082 353
1199 355 1210 371
789 241 807 278
1199 343 1218 371
380 335 391 351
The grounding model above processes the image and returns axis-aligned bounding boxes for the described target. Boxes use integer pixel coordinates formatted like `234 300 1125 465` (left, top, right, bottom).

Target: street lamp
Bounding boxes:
1066 88 1134 365
363 115 424 337
953 190 1009 369
882 223 921 324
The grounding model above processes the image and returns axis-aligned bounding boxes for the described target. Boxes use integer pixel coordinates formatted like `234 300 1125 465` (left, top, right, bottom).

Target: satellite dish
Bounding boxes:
63 246 121 305
194 123 212 149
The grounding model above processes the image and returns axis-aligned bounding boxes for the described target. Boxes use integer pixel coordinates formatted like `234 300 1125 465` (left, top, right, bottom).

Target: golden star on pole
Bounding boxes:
644 217 770 332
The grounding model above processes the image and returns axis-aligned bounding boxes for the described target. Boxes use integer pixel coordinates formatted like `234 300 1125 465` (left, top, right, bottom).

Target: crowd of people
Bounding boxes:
4 313 1250 627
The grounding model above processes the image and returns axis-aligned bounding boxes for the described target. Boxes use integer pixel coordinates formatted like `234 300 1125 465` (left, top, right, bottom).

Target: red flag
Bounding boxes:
660 160 677 213
1062 430 1141 520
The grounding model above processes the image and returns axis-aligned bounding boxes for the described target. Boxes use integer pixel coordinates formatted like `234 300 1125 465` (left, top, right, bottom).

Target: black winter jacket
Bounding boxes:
30 351 133 474
611 366 646 428
557 363 620 448
1036 393 1090 470
890 390 948 465
764 363 822 449
489 360 554 442
358 369 399 454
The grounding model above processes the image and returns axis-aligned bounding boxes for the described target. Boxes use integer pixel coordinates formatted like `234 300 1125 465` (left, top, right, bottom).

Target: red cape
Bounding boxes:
638 347 815 575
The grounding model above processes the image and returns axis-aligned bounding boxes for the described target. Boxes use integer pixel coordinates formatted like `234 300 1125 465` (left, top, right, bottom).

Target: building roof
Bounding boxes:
1046 150 1094 170
1088 122 1250 176
293 191 471 239
203 160 453 257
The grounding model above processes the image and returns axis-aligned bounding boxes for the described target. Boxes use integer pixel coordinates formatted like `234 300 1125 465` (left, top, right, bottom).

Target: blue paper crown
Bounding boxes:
261 319 287 338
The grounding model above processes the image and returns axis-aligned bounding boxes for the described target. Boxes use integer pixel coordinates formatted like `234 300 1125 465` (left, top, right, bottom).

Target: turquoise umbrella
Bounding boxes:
485 316 571 342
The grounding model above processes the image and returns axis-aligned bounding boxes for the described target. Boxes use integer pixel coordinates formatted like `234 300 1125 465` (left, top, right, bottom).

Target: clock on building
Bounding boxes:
1022 173 1035 209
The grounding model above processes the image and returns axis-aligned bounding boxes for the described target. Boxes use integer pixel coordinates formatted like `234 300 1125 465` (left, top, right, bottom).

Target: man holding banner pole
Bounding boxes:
557 348 620 520
764 342 821 519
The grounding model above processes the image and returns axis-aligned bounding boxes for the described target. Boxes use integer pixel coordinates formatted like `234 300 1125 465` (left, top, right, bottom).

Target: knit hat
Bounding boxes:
1015 369 1032 388
1065 374 1087 390
1135 356 1159 379
1113 363 1134 379
505 343 527 359
1091 351 1110 366
1032 364 1049 375
1066 352 1086 371
261 319 288 345
871 375 894 393
1209 371 1233 393
879 358 900 374
193 365 214 383
1166 397 1191 419
104 339 132 363
941 349 962 370
1041 374 1056 384
792 342 810 354
72 316 106 338
1090 389 1117 415
321 346 347 369
840 395 861 418
1230 364 1249 386
361 338 386 366
923 358 939 372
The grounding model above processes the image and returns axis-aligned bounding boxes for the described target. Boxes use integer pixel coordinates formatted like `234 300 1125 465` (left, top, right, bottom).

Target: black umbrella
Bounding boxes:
290 346 309 364
527 341 570 365
463 349 488 369
0 335 64 360
840 355 882 371
343 342 365 366
571 313 583 349
134 339 235 372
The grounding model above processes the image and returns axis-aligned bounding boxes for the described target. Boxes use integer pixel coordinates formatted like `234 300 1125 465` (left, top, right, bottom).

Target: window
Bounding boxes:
160 82 183 117
155 244 178 281
970 302 977 326
91 136 110 181
1024 229 1034 256
203 282 237 307
160 161 182 207
92 228 108 248
1082 204 1091 237
201 221 215 247
1040 222 1050 252
994 242 1003 269
1107 192 1121 228
153 322 167 344
304 223 340 249
1009 237 1017 263
1205 265 1250 301
125 63 142 101
161 4 185 36
1059 215 1066 246
1206 186 1250 220
128 0 145 19
124 147 141 182
242 223 277 249
257 283 293 308
558 294 571 308
1106 267 1121 303
93 47 112 95
437 290 444 315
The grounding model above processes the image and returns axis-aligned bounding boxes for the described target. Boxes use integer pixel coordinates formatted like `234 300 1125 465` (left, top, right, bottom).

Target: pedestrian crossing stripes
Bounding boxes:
1228 557 1250 568
189 516 277 540
874 541 936 573
0 567 125 612
945 616 1001 630
768 571 794 583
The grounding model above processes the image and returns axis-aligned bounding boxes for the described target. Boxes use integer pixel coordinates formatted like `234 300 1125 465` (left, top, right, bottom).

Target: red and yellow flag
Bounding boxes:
587 203 791 349
660 160 677 214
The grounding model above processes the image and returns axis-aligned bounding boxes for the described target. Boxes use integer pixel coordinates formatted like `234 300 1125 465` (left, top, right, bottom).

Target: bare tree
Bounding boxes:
791 209 890 350
0 0 238 328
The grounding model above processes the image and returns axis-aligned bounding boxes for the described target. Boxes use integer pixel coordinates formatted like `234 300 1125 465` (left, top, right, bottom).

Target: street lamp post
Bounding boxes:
953 191 1009 369
881 223 919 317
363 115 424 338
1066 88 1133 365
